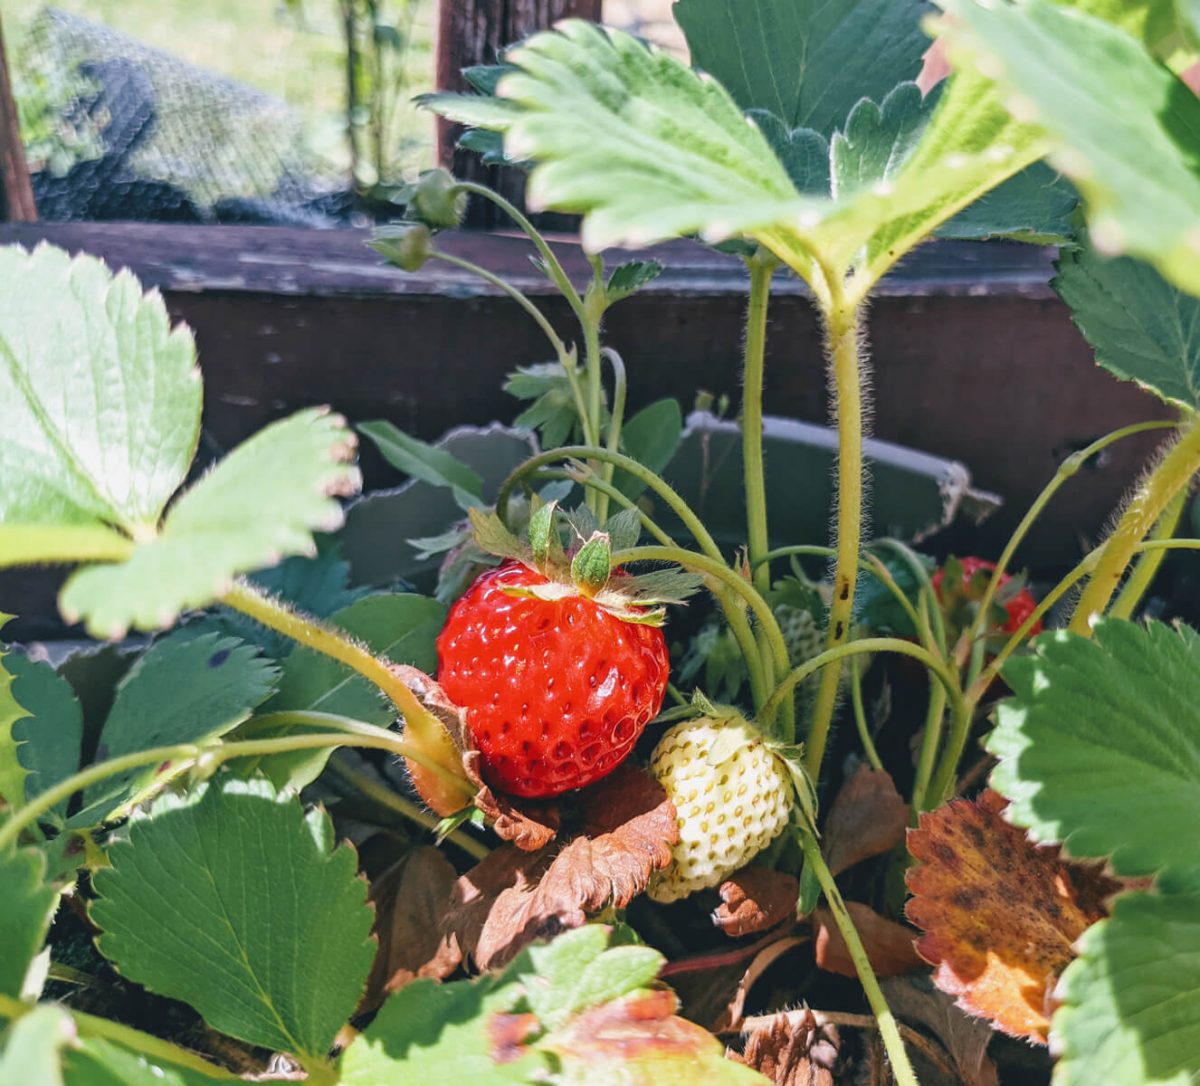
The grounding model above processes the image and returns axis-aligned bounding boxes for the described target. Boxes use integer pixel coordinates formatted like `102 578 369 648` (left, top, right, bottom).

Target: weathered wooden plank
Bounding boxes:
0 14 37 223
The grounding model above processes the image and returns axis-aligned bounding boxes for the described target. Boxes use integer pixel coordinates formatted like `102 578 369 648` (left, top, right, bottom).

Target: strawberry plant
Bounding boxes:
3 1 1200 1084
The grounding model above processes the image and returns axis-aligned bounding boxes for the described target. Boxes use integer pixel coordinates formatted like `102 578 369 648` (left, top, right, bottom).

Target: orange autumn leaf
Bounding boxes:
905 790 1119 1043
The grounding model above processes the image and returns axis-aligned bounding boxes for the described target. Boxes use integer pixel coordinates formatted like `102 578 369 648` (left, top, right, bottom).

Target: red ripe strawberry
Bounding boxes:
437 559 670 798
932 556 1043 636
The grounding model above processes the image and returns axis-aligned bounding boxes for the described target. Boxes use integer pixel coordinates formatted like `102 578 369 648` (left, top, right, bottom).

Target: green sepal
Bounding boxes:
467 508 529 564
371 223 434 272
409 168 467 229
570 532 612 596
528 499 561 570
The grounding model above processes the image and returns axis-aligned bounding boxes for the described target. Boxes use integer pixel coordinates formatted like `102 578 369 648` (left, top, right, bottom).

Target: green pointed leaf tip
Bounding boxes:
0 848 59 999
674 0 932 139
359 420 484 498
1053 889 1200 1086
492 20 811 251
58 407 361 639
528 499 559 568
936 0 1200 296
830 82 938 198
1054 239 1200 409
90 778 375 1063
0 243 201 532
990 620 1200 886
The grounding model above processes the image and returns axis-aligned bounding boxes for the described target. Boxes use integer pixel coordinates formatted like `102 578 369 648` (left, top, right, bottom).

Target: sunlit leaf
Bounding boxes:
0 848 59 1000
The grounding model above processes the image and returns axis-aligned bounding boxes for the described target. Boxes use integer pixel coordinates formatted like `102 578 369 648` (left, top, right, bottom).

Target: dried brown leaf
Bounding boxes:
359 845 461 1013
822 765 908 877
447 765 678 969
465 750 561 851
906 789 1120 1042
712 936 808 1034
732 1010 839 1086
391 664 475 818
714 868 800 938
812 902 921 979
880 976 999 1086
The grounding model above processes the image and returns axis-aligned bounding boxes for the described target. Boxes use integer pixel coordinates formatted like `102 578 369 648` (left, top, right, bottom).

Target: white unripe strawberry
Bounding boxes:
648 714 794 903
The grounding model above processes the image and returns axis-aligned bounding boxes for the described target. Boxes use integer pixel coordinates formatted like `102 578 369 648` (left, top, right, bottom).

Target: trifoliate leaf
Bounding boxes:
674 0 932 139
506 362 587 450
492 21 810 251
359 420 485 499
1053 889 1200 1086
991 621 1200 887
75 630 278 821
91 779 375 1065
6 653 83 826
830 83 938 199
0 244 200 534
1054 239 1200 409
59 408 361 639
937 162 1078 243
0 848 59 999
937 0 1200 297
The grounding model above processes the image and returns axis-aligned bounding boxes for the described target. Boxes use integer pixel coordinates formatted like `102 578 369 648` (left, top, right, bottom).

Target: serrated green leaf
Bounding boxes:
674 0 932 139
1054 239 1200 408
937 0 1200 297
747 113 830 196
248 593 445 790
0 623 28 811
991 621 1200 885
7 653 83 826
614 399 684 501
831 83 938 199
359 420 484 498
605 260 663 303
339 974 544 1085
62 1037 235 1086
0 1005 72 1086
90 778 375 1065
1053 890 1200 1086
1064 0 1196 54
0 848 59 999
0 244 201 534
937 161 1078 242
492 21 810 252
75 631 277 820
58 409 361 640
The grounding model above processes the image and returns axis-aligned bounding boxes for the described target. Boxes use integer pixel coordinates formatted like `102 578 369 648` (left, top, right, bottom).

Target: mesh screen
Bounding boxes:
17 8 350 226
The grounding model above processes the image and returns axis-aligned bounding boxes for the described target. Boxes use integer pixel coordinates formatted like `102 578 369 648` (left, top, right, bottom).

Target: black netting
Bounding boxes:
17 8 352 226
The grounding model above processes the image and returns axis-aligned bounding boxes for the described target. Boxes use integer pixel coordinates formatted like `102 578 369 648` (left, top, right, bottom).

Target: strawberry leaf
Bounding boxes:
1054 239 1200 409
63 1037 236 1086
605 260 663 303
937 162 1078 243
91 778 375 1065
674 0 931 139
936 0 1200 297
830 83 938 199
1053 889 1200 1086
0 620 29 812
990 621 1200 888
0 1006 73 1086
359 420 485 503
0 848 59 1000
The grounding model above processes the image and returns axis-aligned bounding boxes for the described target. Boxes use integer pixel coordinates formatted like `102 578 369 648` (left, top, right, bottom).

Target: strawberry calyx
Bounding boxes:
466 501 701 627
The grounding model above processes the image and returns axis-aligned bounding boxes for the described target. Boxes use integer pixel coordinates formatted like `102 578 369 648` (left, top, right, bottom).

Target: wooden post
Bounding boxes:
0 13 37 223
435 0 602 227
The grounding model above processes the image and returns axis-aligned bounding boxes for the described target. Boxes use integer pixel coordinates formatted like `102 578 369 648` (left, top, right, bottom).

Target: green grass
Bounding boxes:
5 0 435 179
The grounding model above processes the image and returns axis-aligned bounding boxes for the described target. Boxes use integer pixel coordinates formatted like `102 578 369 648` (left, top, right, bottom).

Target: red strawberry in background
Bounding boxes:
932 556 1043 638
436 505 688 800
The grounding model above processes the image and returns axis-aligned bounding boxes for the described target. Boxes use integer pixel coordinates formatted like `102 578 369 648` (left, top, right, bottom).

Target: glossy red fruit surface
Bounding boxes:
436 560 670 798
932 557 1043 636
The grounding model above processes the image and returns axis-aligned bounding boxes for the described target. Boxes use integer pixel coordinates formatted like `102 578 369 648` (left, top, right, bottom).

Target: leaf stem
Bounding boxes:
797 834 920 1086
1070 414 1200 634
967 419 1176 649
909 680 948 814
807 291 866 778
848 656 883 772
1108 486 1188 620
743 253 775 601
595 346 628 523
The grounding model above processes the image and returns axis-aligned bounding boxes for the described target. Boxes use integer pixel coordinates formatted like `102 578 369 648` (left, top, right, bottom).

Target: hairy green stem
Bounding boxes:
871 539 948 657
1109 487 1188 620
595 347 628 523
967 419 1177 649
848 656 883 772
743 255 775 601
1070 415 1200 634
910 680 948 814
798 834 920 1086
807 294 866 777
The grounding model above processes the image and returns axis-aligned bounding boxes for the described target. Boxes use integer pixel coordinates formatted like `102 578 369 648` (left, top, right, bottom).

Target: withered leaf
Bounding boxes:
715 868 801 938
712 936 807 1034
465 750 561 851
360 845 461 1013
880 976 999 1086
822 765 908 877
447 766 678 969
906 789 1120 1043
732 1010 839 1086
812 902 921 979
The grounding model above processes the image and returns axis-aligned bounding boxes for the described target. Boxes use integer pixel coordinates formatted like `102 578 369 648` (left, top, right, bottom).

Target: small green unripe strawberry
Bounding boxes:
648 714 793 903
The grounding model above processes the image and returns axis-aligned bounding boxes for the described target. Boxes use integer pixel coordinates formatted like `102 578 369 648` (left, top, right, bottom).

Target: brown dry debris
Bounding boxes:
906 789 1121 1042
732 1010 839 1086
822 765 909 878
812 902 922 979
465 749 561 851
715 868 801 937
446 765 678 969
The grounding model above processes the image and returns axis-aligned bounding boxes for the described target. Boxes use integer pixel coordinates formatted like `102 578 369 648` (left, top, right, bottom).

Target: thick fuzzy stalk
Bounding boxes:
806 297 866 777
1070 416 1200 634
1109 486 1188 620
798 834 919 1086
